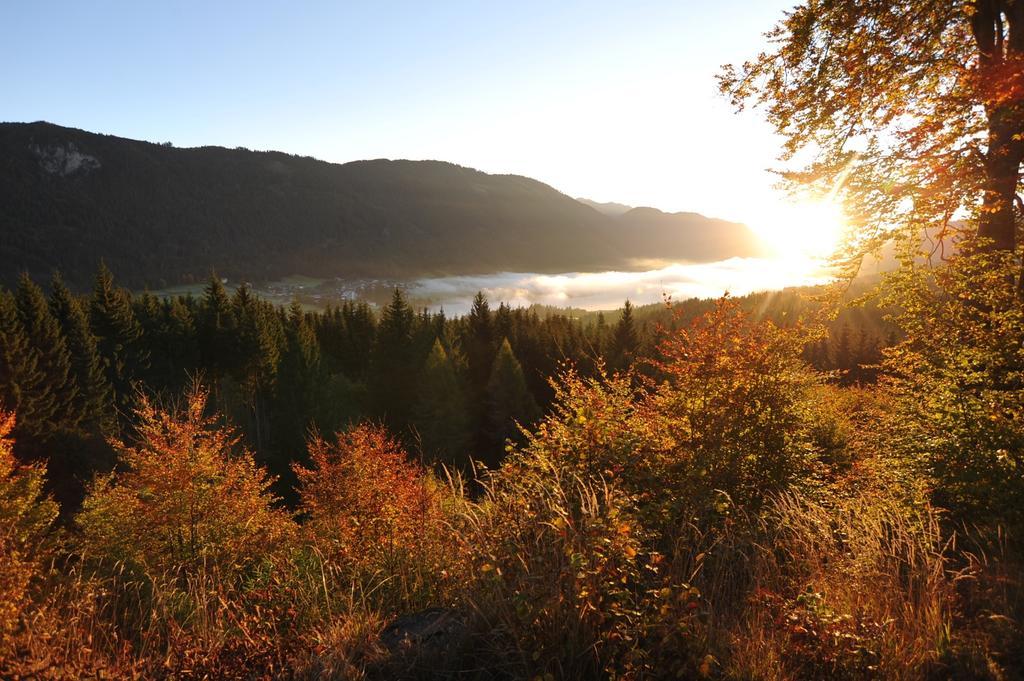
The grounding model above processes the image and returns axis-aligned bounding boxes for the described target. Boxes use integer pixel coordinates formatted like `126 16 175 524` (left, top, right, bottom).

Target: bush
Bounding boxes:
295 423 465 610
880 248 1024 529
76 385 294 575
0 408 58 641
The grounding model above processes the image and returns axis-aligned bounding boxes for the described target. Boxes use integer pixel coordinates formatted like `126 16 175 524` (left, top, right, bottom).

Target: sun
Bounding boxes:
755 199 848 263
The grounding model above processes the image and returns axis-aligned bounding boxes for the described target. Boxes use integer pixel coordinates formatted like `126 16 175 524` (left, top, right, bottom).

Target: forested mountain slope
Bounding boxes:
0 122 765 289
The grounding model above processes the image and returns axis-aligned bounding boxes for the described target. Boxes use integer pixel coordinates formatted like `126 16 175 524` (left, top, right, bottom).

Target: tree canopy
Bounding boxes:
720 1 1024 278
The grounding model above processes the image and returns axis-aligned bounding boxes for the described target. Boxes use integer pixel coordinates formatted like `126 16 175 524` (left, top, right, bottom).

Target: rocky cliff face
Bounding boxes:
29 141 101 176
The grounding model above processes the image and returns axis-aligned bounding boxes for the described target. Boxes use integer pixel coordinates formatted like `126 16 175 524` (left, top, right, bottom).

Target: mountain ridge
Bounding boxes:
0 121 767 289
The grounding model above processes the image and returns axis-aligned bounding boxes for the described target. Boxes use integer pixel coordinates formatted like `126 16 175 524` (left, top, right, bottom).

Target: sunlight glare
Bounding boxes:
755 199 847 264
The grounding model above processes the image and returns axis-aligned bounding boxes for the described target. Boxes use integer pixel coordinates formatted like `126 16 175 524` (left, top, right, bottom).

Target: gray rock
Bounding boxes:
380 608 468 659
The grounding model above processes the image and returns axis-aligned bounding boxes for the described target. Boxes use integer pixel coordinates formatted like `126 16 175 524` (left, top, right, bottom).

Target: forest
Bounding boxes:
0 266 891 509
3 1 1024 679
2 256 1019 679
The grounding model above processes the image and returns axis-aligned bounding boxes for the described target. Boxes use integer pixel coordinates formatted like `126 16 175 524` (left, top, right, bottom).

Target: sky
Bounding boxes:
2 0 804 234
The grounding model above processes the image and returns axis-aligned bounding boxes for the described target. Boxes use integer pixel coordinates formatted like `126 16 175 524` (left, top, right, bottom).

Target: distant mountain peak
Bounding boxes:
577 198 634 216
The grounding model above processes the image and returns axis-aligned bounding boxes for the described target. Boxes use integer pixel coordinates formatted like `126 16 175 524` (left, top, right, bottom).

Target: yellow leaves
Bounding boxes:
76 385 292 575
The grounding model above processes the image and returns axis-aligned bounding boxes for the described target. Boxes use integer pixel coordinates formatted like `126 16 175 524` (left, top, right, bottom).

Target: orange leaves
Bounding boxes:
0 408 58 640
294 423 450 574
77 385 293 575
647 297 822 510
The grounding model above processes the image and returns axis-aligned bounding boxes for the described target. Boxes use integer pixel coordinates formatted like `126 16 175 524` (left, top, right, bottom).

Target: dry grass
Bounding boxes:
727 494 958 680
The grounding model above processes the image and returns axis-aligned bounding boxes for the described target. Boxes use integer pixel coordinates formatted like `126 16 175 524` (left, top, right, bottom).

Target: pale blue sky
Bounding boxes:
2 1 801 232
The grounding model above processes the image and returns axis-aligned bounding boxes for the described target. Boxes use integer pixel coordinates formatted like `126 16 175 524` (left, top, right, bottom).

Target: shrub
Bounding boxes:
880 248 1024 528
294 423 464 609
76 385 294 575
650 296 824 512
0 409 58 640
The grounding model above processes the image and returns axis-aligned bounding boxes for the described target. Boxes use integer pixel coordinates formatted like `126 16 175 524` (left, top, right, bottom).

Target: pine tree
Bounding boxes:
609 300 640 372
197 274 237 387
413 339 472 468
274 301 324 466
466 291 495 393
0 291 47 440
484 338 539 465
371 288 416 426
15 273 78 433
232 284 282 453
340 301 375 381
89 263 149 417
50 274 113 434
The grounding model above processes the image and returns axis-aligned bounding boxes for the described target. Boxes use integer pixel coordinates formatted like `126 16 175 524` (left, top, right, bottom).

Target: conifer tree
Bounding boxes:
609 300 639 372
0 292 47 440
89 263 149 417
135 293 199 395
50 274 113 434
197 274 237 387
494 302 513 345
231 284 281 452
832 324 853 375
413 339 472 468
315 305 347 375
274 301 323 464
466 291 495 392
340 301 375 381
371 288 416 426
15 273 78 433
592 311 608 359
484 338 540 464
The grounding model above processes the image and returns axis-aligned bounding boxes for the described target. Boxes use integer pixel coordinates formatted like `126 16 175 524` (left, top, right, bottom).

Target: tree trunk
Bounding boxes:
972 0 1024 253
978 123 1022 252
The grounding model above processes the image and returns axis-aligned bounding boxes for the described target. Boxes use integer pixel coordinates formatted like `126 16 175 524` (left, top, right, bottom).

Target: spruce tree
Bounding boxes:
466 291 495 392
89 263 149 417
494 302 513 345
0 291 48 439
413 339 472 468
231 284 281 452
340 301 375 381
484 338 539 465
371 288 416 426
274 301 324 463
609 299 640 372
50 274 114 435
198 274 237 387
832 323 853 375
315 304 347 375
15 273 78 433
592 311 608 360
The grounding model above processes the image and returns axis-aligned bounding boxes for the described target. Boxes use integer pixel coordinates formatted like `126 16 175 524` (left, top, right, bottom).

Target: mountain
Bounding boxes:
0 122 768 290
577 198 634 216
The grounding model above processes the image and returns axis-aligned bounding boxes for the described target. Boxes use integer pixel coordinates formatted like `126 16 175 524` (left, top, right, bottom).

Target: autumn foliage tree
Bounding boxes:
0 410 57 640
294 424 452 576
720 1 1024 272
651 297 823 510
76 386 293 575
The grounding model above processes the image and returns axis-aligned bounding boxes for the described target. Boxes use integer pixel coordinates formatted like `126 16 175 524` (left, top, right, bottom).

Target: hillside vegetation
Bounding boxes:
0 122 764 290
0 252 1021 679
